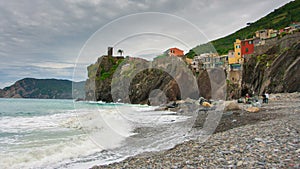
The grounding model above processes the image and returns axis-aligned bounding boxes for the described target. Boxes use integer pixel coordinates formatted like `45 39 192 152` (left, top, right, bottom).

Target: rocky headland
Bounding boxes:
85 55 203 104
0 78 85 99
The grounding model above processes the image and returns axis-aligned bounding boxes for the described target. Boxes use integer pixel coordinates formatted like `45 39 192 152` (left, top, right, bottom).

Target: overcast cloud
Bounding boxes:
0 0 292 88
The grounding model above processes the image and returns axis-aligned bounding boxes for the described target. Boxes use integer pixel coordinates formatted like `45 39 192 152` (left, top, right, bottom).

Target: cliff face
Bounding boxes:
197 69 211 99
0 78 85 99
128 68 181 104
85 55 125 101
242 33 300 95
85 55 200 104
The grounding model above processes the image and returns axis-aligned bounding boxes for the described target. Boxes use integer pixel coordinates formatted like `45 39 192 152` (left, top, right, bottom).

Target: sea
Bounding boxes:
0 98 201 169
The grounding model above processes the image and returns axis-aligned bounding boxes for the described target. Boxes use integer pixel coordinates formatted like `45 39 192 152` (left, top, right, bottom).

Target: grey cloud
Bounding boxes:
0 65 76 88
0 0 293 88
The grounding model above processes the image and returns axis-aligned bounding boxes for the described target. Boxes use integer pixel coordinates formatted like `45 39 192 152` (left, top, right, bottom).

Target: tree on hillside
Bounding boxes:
185 49 196 59
117 49 124 56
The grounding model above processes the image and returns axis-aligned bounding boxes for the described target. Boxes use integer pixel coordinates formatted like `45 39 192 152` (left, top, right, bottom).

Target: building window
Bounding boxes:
246 48 249 52
238 52 240 55
249 41 252 44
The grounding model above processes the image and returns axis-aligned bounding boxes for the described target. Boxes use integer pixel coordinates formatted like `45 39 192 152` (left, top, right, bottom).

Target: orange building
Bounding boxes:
168 47 184 57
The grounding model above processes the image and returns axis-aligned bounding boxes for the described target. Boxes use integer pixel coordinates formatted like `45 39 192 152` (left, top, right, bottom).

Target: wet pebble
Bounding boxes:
94 94 300 169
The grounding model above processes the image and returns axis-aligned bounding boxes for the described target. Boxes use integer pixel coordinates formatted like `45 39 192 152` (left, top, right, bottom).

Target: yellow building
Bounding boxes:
229 39 243 64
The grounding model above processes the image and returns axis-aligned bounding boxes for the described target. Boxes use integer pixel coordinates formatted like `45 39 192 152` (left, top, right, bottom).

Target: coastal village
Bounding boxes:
1 1 300 169
164 22 300 99
89 21 300 103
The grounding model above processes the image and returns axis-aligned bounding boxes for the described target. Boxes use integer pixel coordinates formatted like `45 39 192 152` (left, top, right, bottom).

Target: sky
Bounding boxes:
0 0 293 88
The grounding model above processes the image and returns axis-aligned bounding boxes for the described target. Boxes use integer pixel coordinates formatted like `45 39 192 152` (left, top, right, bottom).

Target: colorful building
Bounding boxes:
290 22 300 29
229 39 254 65
228 39 242 64
191 53 226 71
241 39 254 55
281 27 292 34
228 50 235 63
168 47 184 57
255 29 268 39
255 29 278 39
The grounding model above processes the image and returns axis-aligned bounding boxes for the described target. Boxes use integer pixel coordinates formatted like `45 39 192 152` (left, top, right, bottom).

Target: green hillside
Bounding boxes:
0 78 85 99
187 0 300 57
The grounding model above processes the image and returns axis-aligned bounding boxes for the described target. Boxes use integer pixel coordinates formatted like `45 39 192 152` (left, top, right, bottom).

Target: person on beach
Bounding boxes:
262 91 269 104
265 92 269 104
245 93 250 104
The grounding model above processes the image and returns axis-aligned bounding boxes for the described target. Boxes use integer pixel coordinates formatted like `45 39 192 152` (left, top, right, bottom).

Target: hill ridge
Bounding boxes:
186 0 300 57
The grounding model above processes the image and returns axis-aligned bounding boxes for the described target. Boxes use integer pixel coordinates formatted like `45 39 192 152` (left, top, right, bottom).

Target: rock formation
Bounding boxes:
242 33 300 95
85 55 201 104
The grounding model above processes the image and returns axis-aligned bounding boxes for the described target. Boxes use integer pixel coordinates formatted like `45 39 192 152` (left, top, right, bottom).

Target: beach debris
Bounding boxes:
237 161 243 167
254 137 264 142
252 101 262 107
246 107 260 113
201 101 212 108
166 102 178 108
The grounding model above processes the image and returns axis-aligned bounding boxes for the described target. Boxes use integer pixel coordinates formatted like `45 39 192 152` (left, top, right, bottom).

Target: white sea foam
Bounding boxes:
0 110 77 133
0 100 194 169
0 135 101 169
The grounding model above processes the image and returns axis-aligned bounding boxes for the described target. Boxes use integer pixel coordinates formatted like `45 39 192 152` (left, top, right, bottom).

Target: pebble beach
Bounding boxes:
93 93 300 169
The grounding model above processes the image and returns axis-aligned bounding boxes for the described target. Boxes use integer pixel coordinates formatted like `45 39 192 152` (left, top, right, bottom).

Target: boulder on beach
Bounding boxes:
224 102 241 111
184 98 199 105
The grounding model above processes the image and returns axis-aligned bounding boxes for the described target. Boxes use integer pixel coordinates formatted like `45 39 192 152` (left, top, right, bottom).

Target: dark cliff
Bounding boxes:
242 33 300 95
0 78 85 99
85 55 202 104
85 55 125 101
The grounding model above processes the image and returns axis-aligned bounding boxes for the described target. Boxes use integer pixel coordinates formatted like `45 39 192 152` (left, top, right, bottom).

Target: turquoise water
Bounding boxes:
0 98 74 117
0 99 76 167
0 98 195 169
